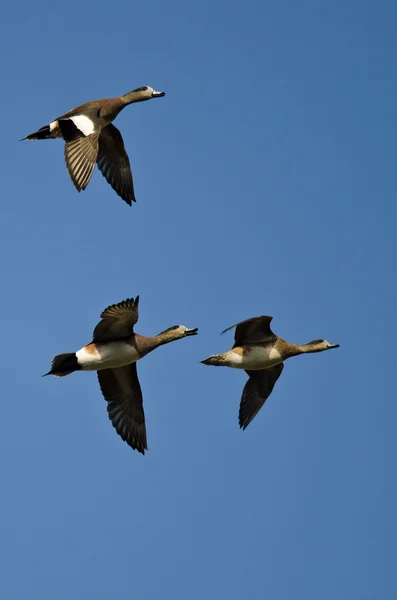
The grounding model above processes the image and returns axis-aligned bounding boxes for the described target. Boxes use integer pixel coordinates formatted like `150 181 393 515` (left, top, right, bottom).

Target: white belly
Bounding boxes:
76 342 140 371
228 346 283 370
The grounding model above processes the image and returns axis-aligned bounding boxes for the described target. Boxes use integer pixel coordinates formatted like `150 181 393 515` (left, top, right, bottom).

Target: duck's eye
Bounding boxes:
134 86 148 92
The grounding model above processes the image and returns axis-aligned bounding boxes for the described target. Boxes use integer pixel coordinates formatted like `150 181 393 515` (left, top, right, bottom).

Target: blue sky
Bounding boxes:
0 0 396 598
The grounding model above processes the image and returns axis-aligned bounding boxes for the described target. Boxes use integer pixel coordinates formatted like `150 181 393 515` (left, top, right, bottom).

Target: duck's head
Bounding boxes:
157 325 198 343
304 339 340 353
169 325 198 338
148 86 166 99
123 86 166 103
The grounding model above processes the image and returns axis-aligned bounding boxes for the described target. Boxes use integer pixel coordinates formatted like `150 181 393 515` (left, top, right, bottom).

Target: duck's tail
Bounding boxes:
201 354 227 366
43 353 80 377
22 124 53 141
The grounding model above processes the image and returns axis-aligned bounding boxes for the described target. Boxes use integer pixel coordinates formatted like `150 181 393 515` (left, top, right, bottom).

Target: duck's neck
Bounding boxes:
135 331 179 358
294 341 325 354
152 330 180 348
277 338 325 359
121 90 146 105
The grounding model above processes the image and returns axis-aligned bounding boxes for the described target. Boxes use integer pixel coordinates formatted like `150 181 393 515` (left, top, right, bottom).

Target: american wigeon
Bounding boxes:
202 316 339 430
45 297 198 454
23 86 165 205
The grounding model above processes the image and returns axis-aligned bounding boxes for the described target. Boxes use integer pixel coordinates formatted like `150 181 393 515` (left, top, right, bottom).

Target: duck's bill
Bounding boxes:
328 343 340 349
186 327 198 336
152 90 165 98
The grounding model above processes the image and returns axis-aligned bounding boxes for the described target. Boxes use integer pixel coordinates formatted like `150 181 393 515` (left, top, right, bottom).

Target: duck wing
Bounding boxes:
58 117 100 192
239 364 284 430
222 316 276 347
97 124 135 205
93 296 140 343
98 363 147 454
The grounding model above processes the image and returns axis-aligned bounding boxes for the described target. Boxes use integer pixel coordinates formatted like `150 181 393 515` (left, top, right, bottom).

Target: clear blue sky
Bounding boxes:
0 0 396 598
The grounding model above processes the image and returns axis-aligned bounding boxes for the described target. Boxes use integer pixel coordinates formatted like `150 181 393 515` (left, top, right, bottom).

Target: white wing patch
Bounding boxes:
69 115 95 136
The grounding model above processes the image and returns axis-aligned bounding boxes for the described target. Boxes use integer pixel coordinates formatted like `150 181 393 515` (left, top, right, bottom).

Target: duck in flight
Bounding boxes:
201 316 339 430
23 86 165 205
44 297 198 454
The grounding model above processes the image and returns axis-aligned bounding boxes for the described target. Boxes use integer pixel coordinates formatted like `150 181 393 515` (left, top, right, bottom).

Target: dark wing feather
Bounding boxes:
222 316 276 347
97 124 135 205
58 118 99 192
93 297 139 343
97 363 147 454
239 364 284 430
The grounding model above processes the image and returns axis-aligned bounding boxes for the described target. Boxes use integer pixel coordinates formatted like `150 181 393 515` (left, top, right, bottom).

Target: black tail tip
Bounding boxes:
45 352 79 377
23 125 52 141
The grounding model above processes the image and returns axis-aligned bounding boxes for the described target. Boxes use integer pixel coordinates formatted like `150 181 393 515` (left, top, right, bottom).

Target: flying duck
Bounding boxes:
201 316 339 430
45 297 198 454
23 86 165 205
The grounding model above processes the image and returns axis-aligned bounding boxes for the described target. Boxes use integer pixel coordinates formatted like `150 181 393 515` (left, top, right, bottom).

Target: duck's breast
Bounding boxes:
76 341 140 371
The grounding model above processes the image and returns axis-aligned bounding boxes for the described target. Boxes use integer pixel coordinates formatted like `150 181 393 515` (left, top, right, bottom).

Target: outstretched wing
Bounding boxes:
97 124 135 205
239 364 284 430
222 316 276 347
98 363 147 454
58 117 99 192
93 297 139 343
